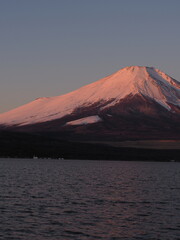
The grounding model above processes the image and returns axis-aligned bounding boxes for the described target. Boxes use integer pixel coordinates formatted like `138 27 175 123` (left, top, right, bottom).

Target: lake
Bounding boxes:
0 158 180 240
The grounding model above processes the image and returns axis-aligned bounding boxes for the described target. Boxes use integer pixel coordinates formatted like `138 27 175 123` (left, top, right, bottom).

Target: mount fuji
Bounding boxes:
0 66 179 140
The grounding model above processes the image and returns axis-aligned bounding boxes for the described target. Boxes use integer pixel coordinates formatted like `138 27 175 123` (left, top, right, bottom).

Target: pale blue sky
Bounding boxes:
0 0 180 112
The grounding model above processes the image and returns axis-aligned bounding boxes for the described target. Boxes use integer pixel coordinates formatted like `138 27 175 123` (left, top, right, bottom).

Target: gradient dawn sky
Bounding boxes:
0 0 180 113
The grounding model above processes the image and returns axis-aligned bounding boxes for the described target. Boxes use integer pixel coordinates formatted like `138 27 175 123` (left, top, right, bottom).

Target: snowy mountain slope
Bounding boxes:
65 115 102 126
0 66 179 128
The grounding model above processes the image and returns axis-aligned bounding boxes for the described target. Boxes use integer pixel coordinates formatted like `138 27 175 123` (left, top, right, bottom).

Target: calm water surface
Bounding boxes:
0 158 180 240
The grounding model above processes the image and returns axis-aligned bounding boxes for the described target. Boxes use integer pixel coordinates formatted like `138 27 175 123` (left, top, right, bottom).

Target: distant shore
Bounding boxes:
0 131 179 161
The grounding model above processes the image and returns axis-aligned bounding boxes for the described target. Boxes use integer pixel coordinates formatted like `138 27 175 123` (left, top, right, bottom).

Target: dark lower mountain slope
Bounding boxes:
3 94 179 141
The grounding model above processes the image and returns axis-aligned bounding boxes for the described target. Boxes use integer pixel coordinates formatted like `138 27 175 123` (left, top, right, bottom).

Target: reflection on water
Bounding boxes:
0 158 180 240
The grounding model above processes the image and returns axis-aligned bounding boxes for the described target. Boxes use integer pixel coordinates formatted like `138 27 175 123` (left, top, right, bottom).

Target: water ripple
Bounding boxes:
0 158 180 240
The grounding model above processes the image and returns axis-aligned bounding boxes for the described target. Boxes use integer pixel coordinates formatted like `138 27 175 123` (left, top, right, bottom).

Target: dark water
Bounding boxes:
0 158 180 240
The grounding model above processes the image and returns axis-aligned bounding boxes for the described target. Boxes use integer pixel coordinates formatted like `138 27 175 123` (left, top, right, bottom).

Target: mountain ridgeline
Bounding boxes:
0 66 179 141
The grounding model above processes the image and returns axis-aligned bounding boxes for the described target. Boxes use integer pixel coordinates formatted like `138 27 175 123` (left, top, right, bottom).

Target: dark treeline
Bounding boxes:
0 131 179 161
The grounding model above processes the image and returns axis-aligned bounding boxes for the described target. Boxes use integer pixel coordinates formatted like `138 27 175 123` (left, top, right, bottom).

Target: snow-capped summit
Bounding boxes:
0 66 179 139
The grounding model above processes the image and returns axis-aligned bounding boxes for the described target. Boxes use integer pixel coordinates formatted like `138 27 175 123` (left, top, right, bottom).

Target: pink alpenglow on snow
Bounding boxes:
0 66 179 127
66 115 102 126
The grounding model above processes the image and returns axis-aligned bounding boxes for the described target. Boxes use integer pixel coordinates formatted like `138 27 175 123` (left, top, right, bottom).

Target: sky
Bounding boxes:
0 0 180 113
